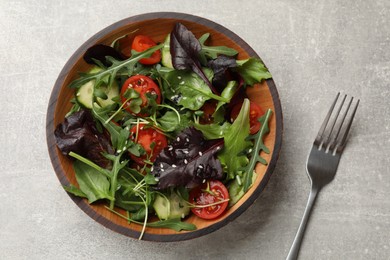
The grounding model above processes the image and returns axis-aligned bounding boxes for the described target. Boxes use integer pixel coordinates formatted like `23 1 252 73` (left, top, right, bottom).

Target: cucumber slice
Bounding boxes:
153 192 190 220
161 34 173 68
76 67 119 108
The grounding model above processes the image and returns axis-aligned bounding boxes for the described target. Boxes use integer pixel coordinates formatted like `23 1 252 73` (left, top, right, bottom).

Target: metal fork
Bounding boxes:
286 93 360 260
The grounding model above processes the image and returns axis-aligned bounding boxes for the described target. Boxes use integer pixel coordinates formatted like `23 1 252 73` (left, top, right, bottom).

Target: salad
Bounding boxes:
55 22 273 238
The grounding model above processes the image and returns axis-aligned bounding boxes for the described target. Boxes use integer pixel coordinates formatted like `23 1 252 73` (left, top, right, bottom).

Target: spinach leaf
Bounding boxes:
218 98 252 180
161 68 228 110
146 218 196 231
73 160 112 204
199 33 238 59
235 58 272 85
194 121 231 140
170 23 218 94
157 111 181 132
151 127 224 190
62 184 87 198
228 171 258 206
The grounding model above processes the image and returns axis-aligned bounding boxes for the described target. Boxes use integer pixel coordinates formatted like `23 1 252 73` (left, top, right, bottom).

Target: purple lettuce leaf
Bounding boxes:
151 127 224 190
83 44 125 67
207 55 238 90
54 109 114 168
170 23 218 94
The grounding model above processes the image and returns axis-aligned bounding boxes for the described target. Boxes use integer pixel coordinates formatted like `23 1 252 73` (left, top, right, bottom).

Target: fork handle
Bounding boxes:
286 186 320 260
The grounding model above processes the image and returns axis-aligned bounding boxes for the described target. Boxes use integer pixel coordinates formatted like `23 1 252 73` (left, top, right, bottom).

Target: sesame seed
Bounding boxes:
151 166 154 171
117 149 122 153
168 146 173 151
154 177 159 182
198 165 204 169
183 150 189 154
202 179 206 183
176 137 180 142
172 164 177 168
160 163 164 168
248 148 253 153
161 169 165 172
186 138 189 142
181 213 185 218
184 159 188 164
198 151 203 156
180 81 185 85
177 76 182 79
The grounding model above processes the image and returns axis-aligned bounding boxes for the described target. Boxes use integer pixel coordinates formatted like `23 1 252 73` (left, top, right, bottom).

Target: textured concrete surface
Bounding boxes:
1 0 389 259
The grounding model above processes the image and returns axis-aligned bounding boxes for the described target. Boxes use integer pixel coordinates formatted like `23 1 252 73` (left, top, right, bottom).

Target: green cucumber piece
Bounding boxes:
161 34 173 68
75 67 119 108
153 192 190 220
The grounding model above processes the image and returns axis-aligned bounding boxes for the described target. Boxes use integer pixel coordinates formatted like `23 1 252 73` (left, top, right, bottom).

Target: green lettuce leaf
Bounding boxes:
218 98 252 179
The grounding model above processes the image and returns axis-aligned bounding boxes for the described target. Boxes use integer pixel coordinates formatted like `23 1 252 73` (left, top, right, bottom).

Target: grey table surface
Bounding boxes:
1 0 389 259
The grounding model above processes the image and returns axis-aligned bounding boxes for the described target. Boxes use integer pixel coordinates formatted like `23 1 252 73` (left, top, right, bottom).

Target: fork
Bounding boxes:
286 93 360 260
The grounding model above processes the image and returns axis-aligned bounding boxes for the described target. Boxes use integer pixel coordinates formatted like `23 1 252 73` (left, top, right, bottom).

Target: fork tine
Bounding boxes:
322 94 347 148
315 92 340 146
336 98 360 152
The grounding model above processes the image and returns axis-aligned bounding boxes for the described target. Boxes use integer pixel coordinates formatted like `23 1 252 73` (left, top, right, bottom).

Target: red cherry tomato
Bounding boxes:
131 35 161 65
189 180 229 220
230 101 264 134
120 75 161 116
129 125 168 165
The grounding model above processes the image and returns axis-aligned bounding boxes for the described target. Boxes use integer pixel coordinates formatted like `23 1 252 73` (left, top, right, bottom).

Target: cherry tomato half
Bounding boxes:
129 125 168 165
120 75 162 116
131 35 161 65
189 180 229 220
230 101 264 134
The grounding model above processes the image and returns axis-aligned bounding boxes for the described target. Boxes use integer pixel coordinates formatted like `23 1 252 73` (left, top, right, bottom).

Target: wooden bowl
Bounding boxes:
46 12 283 241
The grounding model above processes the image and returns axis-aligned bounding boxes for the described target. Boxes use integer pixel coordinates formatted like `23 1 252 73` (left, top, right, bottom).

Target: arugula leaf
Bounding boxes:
170 23 218 94
242 108 272 192
73 160 113 203
69 44 162 89
235 58 272 85
218 98 252 180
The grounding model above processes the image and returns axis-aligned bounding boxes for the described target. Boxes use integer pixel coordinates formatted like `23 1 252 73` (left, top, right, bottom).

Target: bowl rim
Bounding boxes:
46 11 283 241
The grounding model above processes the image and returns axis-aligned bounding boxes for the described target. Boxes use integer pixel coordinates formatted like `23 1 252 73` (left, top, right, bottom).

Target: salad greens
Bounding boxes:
54 22 273 239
